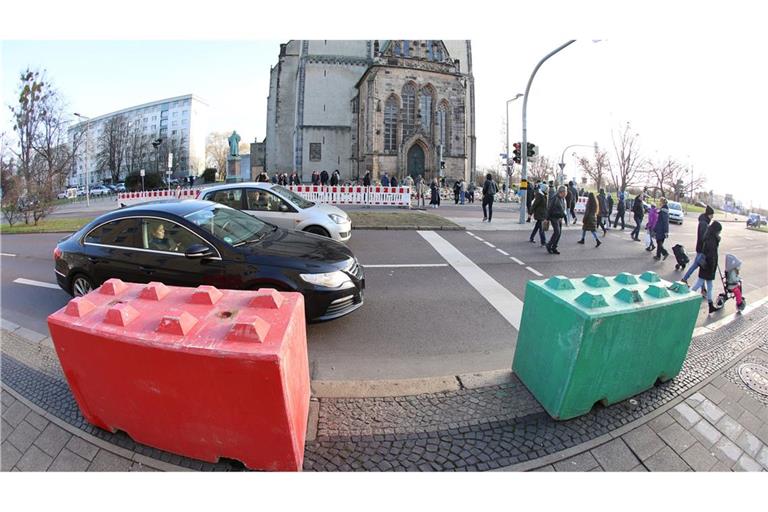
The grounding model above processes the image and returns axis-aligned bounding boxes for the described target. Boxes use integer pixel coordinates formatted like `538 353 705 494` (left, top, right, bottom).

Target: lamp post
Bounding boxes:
519 40 577 223
73 113 91 207
558 144 596 186
505 94 524 202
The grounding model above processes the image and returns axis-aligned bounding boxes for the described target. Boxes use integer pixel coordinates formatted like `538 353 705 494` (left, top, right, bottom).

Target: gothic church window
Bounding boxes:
384 96 398 152
436 101 450 149
402 83 417 138
420 86 434 135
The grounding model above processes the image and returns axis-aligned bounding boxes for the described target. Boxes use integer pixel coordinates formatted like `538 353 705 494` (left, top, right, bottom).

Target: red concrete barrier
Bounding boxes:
47 279 309 471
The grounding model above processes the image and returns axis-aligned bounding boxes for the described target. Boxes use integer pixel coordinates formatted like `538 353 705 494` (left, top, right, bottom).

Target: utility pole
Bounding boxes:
505 94 523 202
74 113 91 207
520 40 576 223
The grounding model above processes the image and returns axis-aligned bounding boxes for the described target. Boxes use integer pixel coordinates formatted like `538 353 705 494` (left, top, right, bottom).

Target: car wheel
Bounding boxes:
71 273 95 297
304 226 331 238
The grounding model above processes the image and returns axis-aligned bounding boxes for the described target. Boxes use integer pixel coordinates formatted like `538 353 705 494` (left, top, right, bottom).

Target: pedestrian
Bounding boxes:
682 205 715 287
330 170 339 186
545 185 568 254
577 192 602 247
690 221 723 314
460 179 466 205
564 183 574 226
630 191 645 241
597 188 609 235
526 180 539 222
528 183 549 246
415 175 426 208
607 193 614 219
613 191 626 229
391 175 398 187
320 170 329 186
405 175 414 188
467 181 476 204
547 180 555 204
257 171 269 183
289 171 300 185
453 180 461 204
363 170 371 187
653 197 670 261
645 204 658 252
430 178 440 208
381 172 390 187
482 172 497 222
311 170 319 185
568 181 579 225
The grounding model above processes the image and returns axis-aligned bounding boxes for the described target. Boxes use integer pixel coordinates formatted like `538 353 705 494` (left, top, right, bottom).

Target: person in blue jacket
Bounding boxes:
653 197 670 260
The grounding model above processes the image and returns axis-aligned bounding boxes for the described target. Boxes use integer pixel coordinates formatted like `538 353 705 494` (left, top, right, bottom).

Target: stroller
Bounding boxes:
672 244 689 271
716 253 746 312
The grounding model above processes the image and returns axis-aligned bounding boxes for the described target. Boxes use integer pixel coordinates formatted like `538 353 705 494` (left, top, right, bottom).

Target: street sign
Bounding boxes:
558 162 566 171
168 152 173 168
499 153 508 158
140 169 145 177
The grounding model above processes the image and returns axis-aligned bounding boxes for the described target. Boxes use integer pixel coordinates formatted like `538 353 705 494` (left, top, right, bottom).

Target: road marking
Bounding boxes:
363 263 449 268
526 266 543 277
474 236 485 242
14 278 60 290
496 248 510 256
418 231 523 329
510 257 525 265
466 231 475 236
0 252 17 257
484 241 496 248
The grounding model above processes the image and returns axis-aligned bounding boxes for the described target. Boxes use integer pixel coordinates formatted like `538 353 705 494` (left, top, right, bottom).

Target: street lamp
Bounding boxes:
519 40 577 223
558 143 596 186
505 93 524 202
73 113 91 207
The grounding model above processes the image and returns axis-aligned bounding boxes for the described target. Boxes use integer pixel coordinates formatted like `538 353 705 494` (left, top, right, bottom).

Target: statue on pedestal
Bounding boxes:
228 131 241 160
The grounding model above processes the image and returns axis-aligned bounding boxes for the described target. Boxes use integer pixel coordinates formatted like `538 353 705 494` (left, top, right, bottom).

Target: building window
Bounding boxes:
394 42 402 57
309 143 321 162
436 101 450 150
420 86 434 134
402 83 416 138
403 41 410 56
383 96 398 152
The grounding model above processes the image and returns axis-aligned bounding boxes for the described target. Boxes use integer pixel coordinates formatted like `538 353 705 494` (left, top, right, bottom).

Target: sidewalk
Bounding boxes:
2 303 767 471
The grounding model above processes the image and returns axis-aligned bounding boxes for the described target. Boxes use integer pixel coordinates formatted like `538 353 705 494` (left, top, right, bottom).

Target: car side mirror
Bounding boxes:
279 204 289 212
185 243 215 259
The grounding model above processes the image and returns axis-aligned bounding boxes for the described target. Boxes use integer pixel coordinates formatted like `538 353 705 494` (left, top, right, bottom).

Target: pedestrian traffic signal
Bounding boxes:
527 143 538 158
513 143 522 164
440 160 446 169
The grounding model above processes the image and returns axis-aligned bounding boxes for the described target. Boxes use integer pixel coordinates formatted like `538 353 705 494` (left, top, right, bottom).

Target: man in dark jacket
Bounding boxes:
482 173 497 222
526 180 539 222
330 170 339 186
630 192 645 241
597 188 609 235
390 175 398 187
528 184 549 246
363 170 371 187
653 198 670 260
690 221 723 313
682 205 715 285
568 181 579 225
607 194 614 219
320 170 329 186
289 171 300 185
546 186 567 254
613 191 626 229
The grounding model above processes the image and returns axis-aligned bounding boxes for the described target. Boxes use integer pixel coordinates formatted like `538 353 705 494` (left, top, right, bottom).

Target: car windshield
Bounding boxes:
669 203 682 210
271 185 315 209
185 205 272 247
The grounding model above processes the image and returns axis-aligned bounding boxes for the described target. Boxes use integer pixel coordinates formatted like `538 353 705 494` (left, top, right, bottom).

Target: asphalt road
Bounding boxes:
1 210 766 381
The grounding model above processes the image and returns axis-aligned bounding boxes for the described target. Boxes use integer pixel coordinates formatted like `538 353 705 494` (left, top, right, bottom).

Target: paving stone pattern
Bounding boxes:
2 305 767 472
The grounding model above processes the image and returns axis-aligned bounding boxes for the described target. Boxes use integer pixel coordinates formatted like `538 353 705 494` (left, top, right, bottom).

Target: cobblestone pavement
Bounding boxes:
1 305 766 471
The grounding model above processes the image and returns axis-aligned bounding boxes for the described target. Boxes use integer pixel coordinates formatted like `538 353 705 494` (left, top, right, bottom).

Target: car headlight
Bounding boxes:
328 213 348 224
300 270 354 289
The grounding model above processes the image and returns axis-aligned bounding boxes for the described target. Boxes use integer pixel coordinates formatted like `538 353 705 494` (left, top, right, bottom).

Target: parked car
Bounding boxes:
667 200 684 224
53 200 365 322
747 213 767 228
89 185 110 196
115 183 126 193
57 190 69 200
199 182 353 242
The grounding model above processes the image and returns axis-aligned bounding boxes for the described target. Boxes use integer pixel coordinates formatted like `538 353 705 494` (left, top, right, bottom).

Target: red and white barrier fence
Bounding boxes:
575 196 588 213
118 187 202 206
287 185 411 207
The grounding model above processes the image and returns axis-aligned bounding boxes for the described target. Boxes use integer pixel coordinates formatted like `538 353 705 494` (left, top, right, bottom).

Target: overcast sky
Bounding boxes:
2 0 765 208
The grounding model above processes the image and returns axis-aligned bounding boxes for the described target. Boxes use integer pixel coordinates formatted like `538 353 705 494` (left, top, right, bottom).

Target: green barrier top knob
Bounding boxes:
614 272 638 285
545 276 575 290
576 292 608 309
583 274 610 288
667 282 690 294
639 271 661 283
615 288 643 304
644 284 670 299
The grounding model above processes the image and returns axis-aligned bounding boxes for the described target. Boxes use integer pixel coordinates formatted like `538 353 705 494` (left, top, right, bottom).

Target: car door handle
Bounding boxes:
139 266 155 275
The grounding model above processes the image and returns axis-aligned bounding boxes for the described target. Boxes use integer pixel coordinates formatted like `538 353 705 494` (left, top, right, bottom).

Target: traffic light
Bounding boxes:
513 142 522 164
527 143 538 158
440 160 446 169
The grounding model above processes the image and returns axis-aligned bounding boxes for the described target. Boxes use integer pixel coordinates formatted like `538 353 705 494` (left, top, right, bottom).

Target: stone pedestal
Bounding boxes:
227 157 241 181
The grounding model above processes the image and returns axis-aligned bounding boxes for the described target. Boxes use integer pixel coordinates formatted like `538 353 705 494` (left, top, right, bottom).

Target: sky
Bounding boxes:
1 0 766 209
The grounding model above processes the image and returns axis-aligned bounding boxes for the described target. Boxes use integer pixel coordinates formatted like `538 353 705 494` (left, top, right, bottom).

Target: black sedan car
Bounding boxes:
54 200 364 321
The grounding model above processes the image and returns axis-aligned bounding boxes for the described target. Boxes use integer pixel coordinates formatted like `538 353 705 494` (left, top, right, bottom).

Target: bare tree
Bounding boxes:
526 155 555 183
9 69 51 192
96 114 131 184
206 131 229 179
1 132 23 226
608 122 645 193
576 149 610 191
124 124 152 177
32 91 81 194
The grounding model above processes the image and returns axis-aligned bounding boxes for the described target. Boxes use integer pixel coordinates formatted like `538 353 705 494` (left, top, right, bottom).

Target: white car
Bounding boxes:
200 182 353 242
667 201 684 224
89 185 110 196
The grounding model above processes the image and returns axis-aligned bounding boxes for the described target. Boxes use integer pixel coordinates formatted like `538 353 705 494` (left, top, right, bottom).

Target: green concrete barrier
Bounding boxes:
512 271 700 420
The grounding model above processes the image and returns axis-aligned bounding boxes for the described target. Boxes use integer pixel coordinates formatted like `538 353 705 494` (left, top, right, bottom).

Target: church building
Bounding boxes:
265 40 475 183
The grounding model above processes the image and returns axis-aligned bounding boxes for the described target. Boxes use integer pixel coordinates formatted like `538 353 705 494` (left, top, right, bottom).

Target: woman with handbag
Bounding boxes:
577 192 602 247
528 183 549 246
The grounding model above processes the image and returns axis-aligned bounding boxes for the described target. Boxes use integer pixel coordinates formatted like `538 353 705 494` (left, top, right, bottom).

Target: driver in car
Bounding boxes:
149 223 181 251
254 192 273 211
